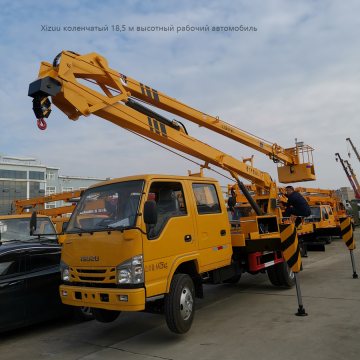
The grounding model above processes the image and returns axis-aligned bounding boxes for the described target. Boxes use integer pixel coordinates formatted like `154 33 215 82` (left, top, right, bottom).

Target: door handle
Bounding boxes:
0 280 24 288
184 235 192 242
221 229 226 236
9 280 23 286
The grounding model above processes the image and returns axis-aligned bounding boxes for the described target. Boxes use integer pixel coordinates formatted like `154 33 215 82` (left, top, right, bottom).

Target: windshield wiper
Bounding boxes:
97 224 122 229
72 227 94 235
98 224 128 230
30 236 58 243
97 224 148 235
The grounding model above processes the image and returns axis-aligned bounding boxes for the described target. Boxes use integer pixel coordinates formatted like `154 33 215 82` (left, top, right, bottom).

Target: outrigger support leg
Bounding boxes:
350 250 358 279
294 273 308 316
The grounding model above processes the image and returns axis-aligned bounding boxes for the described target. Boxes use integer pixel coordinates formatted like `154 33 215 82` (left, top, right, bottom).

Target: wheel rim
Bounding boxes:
287 264 294 279
180 286 193 320
80 307 92 316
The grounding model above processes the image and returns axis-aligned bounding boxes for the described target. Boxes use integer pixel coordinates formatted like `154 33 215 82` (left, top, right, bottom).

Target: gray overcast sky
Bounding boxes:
0 0 359 189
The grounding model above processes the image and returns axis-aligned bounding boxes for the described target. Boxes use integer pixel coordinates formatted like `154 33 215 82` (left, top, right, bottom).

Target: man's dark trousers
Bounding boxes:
283 207 311 227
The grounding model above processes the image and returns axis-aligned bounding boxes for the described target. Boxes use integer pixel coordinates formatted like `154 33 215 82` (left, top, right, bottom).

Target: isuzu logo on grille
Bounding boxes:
81 256 99 261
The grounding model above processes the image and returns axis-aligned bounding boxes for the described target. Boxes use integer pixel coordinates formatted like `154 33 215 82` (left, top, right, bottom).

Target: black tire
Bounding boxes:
165 274 195 334
73 306 94 321
267 265 282 286
223 274 241 284
276 261 296 288
92 308 120 323
325 236 332 245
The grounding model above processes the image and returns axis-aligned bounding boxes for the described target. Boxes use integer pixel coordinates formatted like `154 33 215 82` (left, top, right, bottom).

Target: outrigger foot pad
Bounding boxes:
352 273 358 279
295 305 308 317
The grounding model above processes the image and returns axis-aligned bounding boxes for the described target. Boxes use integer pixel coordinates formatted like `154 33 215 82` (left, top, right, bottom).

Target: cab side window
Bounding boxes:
147 182 186 239
0 252 21 277
192 183 221 215
327 207 333 215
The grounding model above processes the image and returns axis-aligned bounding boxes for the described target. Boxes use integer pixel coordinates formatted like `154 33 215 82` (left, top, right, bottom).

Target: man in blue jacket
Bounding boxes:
281 186 311 227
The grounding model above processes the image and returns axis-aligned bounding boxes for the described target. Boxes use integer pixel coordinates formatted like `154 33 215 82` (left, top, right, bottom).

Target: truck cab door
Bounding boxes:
142 180 197 297
190 182 232 272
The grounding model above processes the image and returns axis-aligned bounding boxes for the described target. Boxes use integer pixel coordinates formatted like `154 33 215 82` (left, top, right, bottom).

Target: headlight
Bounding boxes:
116 255 144 285
60 259 70 282
117 269 131 284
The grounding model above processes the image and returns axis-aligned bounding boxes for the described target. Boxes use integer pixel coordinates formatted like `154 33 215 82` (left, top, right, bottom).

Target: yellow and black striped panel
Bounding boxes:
279 223 302 273
340 217 355 250
147 117 168 138
140 83 160 101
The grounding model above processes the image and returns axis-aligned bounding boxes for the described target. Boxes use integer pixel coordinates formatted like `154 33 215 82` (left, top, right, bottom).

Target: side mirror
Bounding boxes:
30 211 37 236
62 222 68 232
228 196 236 208
143 201 157 225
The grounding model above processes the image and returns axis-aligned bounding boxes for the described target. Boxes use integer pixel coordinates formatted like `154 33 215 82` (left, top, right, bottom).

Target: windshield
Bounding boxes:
0 217 57 242
67 180 144 232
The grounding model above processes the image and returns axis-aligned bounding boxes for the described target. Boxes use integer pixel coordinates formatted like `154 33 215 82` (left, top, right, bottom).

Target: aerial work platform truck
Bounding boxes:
28 51 318 332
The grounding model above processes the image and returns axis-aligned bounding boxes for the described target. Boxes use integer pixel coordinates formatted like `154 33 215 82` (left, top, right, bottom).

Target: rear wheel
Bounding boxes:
267 265 282 286
165 274 195 334
92 308 120 323
276 261 295 288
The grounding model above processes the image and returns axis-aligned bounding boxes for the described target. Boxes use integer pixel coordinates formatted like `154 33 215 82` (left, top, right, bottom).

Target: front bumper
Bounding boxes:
60 285 145 311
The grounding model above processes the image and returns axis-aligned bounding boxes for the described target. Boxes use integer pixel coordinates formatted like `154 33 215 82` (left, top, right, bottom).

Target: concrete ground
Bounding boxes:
1 233 360 360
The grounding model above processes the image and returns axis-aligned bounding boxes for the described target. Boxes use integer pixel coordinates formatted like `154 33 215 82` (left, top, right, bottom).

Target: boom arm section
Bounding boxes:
28 51 315 184
344 160 360 196
14 189 84 217
335 153 360 199
28 51 275 189
347 138 360 162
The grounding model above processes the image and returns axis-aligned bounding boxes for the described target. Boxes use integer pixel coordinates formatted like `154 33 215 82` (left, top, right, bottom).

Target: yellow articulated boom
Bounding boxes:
344 161 360 199
13 189 114 233
14 189 84 217
28 51 317 333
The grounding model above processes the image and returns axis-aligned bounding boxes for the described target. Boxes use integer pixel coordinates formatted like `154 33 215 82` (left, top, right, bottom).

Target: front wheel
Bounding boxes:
73 306 94 321
165 274 195 334
325 236 332 244
92 308 120 323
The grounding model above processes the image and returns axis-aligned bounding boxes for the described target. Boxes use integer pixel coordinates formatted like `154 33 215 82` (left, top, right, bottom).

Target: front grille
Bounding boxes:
79 276 105 281
77 269 106 274
70 266 117 284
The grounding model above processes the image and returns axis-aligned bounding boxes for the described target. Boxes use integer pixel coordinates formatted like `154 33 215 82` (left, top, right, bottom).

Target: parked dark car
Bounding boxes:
0 214 93 332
